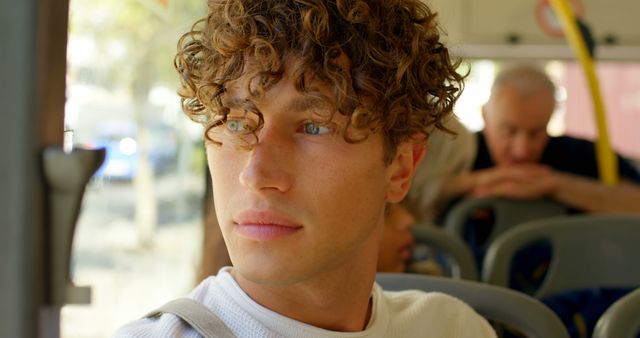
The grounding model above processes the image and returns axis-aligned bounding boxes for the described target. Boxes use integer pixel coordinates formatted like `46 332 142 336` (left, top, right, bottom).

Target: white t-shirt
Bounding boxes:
114 268 496 338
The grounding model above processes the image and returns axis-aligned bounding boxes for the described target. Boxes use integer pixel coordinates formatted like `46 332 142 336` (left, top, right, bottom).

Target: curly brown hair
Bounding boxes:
175 0 464 163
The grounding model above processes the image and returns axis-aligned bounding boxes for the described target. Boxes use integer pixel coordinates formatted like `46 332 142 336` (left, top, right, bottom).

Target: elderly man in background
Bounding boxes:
445 65 640 214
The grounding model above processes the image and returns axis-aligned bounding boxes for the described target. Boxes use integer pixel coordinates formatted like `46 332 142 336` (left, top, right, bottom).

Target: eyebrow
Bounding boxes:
222 95 333 113
285 96 332 113
220 96 247 109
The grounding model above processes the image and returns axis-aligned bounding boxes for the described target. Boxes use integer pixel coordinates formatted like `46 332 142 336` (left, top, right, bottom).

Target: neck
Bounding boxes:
231 247 378 332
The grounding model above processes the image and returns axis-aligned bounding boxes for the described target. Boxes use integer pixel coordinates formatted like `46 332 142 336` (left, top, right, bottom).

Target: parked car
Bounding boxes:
90 123 178 181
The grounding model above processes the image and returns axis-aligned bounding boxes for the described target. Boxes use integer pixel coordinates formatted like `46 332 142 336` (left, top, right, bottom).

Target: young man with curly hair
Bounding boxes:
115 0 496 337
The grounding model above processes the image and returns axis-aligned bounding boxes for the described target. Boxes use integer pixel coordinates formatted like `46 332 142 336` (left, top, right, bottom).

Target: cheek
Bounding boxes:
207 145 246 179
383 227 401 247
535 137 548 150
306 162 372 211
302 148 387 224
207 147 244 216
486 127 508 150
502 134 518 151
489 134 512 158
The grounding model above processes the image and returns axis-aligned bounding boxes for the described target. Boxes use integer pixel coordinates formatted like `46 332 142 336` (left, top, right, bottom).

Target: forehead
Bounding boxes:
221 90 333 114
221 52 361 113
490 87 554 128
221 63 337 114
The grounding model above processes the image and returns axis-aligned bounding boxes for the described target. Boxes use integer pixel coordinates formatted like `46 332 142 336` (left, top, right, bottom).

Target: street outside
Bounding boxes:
61 173 204 338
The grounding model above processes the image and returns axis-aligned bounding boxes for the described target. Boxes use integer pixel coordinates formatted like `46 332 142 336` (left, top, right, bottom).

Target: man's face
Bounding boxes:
377 204 415 273
482 86 554 166
207 61 399 285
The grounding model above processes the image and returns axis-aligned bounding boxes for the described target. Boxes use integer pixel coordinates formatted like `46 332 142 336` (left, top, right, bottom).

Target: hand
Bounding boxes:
470 164 558 200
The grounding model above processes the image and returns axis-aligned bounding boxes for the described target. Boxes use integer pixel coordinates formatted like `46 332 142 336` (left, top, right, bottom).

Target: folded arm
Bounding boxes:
445 165 640 214
551 173 640 214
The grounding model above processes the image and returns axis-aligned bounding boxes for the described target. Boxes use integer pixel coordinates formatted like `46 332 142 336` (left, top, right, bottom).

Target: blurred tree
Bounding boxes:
68 0 205 246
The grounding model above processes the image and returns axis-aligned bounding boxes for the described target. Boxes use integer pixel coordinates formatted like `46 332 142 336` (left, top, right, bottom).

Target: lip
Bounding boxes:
399 238 414 260
233 210 303 241
399 244 413 260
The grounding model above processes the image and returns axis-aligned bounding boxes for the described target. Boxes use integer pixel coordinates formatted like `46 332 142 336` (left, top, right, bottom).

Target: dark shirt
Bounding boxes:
473 132 640 183
471 133 640 338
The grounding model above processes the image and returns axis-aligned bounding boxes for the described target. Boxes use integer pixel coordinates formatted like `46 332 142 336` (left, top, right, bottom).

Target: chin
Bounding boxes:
236 265 289 285
379 261 406 273
234 256 309 286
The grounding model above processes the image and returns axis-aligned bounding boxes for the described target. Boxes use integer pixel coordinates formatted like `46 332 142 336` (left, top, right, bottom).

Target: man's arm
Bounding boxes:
436 172 477 206
551 173 640 214
465 165 640 214
440 165 551 203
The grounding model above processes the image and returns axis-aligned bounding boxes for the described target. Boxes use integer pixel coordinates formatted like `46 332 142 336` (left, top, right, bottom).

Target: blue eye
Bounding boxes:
302 122 332 135
226 119 249 134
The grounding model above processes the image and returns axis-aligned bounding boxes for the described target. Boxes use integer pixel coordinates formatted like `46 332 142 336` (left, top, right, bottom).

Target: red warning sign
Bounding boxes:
536 0 585 38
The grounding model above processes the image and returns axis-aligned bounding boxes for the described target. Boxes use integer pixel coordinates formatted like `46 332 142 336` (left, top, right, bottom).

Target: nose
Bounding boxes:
396 206 416 230
239 126 293 193
510 133 533 163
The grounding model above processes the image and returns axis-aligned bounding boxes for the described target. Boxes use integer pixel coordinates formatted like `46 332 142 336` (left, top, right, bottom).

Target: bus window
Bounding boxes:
62 0 206 336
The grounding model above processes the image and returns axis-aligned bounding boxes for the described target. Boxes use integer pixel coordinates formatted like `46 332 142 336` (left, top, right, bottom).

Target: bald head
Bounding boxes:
483 65 556 166
489 65 556 103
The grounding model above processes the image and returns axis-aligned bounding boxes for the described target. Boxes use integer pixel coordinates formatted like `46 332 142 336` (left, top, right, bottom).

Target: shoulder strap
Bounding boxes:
145 298 237 338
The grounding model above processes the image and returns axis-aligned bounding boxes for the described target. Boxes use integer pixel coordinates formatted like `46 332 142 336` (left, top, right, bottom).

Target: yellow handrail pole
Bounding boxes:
548 0 619 185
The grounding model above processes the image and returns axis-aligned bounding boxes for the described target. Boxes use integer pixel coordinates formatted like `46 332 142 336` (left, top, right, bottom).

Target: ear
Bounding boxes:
386 133 427 203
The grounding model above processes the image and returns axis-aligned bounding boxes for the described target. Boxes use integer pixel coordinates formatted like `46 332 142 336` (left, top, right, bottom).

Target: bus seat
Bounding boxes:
444 197 569 257
483 214 640 299
483 215 640 337
410 224 478 280
376 273 569 338
593 287 640 338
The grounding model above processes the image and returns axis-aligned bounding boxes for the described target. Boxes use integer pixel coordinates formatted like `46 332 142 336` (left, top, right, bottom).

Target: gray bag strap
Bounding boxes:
145 298 237 338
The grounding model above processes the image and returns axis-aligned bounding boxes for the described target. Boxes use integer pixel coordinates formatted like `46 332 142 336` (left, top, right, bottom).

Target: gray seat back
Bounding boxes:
483 214 640 299
593 287 640 338
411 224 478 280
444 198 569 252
377 273 570 338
